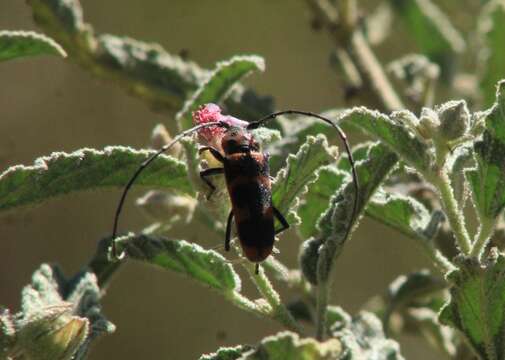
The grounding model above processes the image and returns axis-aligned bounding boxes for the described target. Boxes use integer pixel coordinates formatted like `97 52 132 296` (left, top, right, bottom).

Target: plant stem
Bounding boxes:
333 48 362 89
470 218 495 260
347 31 404 111
306 0 404 112
245 263 304 334
226 291 271 317
315 279 329 340
433 171 472 255
431 248 456 274
88 237 123 288
315 243 334 341
336 0 357 30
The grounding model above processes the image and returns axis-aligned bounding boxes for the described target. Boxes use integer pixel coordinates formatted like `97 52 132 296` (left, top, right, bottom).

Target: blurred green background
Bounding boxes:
0 0 477 359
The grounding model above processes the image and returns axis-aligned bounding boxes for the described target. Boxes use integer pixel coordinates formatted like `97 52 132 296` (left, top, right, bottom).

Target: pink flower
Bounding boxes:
192 103 248 150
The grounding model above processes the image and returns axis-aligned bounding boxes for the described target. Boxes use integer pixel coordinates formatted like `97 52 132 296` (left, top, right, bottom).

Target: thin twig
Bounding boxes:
347 31 404 111
306 0 404 112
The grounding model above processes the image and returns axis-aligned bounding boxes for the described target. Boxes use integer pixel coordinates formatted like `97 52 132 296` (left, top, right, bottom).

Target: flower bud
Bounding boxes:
17 304 89 360
437 100 470 141
136 190 196 223
150 124 181 157
416 108 440 140
299 238 323 285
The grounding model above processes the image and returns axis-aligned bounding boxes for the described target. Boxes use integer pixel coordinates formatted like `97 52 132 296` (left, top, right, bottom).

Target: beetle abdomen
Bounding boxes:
224 152 275 262
236 212 275 262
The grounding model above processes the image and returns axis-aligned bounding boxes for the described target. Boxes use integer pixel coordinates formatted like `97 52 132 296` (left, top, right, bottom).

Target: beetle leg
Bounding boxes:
198 146 225 163
199 167 224 200
225 210 234 251
255 263 260 275
273 206 290 235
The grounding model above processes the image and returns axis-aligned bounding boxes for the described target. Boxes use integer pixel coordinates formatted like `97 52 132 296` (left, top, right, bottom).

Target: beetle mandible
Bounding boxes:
111 104 359 274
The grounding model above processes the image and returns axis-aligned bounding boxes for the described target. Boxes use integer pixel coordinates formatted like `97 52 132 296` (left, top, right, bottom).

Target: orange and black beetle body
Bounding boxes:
199 126 289 273
112 109 358 276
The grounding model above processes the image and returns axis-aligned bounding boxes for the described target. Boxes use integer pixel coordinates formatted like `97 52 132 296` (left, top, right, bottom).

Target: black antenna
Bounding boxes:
248 110 359 242
111 121 228 258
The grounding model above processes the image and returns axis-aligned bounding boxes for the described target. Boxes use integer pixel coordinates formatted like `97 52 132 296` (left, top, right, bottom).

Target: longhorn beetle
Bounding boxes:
111 105 359 274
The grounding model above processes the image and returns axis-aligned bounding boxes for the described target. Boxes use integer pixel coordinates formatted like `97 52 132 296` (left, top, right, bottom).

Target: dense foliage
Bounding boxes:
2 0 505 359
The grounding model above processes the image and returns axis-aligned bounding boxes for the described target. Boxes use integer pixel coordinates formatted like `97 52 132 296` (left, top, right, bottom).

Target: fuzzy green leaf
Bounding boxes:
318 142 398 239
332 312 405 359
27 0 272 117
297 140 370 241
96 34 207 109
336 144 370 173
285 299 313 323
250 127 281 146
116 234 240 293
384 270 445 329
389 0 465 63
298 166 348 238
29 0 87 37
467 80 505 222
14 264 114 360
0 30 66 61
366 190 432 240
316 142 398 282
404 306 457 357
0 146 190 212
300 142 431 240
272 135 338 227
341 107 432 172
199 345 252 360
28 0 206 110
439 253 505 360
326 306 352 333
299 237 324 286
269 115 335 171
478 1 505 106
177 55 265 129
326 307 406 359
240 331 342 360
16 306 89 360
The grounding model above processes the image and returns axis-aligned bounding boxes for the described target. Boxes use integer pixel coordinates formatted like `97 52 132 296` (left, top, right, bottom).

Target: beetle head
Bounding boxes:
222 126 259 154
